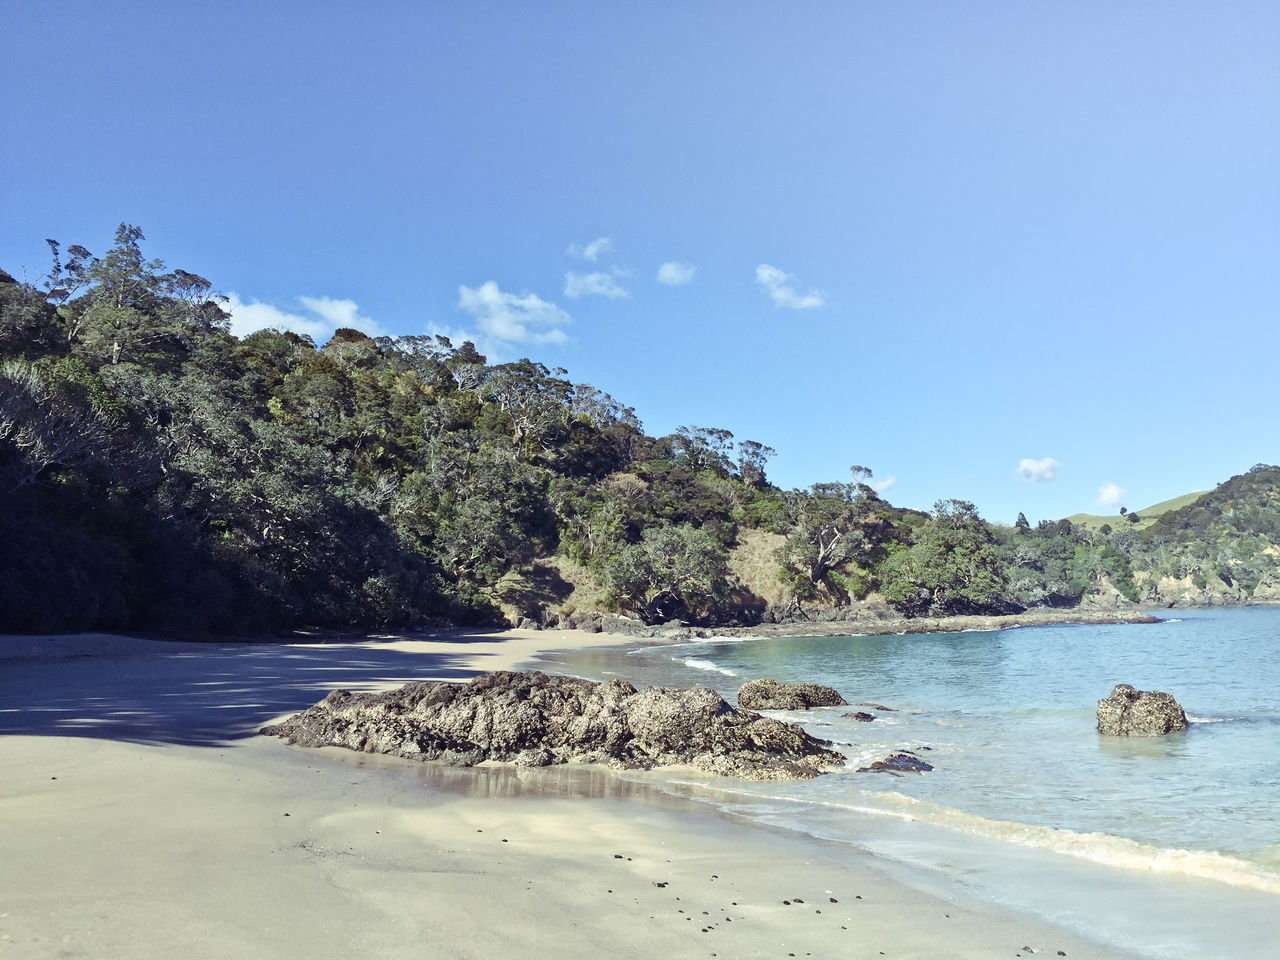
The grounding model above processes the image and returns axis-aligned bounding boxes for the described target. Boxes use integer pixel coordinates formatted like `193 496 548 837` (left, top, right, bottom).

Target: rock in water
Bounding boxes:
1097 683 1188 736
856 751 933 774
736 677 848 710
262 671 846 780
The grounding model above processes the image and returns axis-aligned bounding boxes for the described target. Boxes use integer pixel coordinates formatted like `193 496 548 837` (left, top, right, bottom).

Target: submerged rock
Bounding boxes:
737 677 848 711
856 751 933 774
1097 683 1188 736
262 670 846 781
842 711 877 722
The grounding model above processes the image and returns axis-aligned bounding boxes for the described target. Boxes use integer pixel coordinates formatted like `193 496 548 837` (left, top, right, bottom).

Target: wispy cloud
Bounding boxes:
224 292 383 342
456 281 571 358
566 237 613 262
1017 457 1060 483
656 261 696 286
1096 482 1127 508
870 475 897 495
564 271 629 299
755 264 826 310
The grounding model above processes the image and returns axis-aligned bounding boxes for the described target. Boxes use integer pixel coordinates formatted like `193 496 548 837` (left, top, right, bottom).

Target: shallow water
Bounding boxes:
532 606 1280 959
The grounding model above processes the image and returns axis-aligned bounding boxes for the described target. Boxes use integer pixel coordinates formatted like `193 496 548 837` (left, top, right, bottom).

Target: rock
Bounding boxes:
856 751 934 774
737 677 848 711
842 711 876 722
262 670 846 781
1097 683 1188 736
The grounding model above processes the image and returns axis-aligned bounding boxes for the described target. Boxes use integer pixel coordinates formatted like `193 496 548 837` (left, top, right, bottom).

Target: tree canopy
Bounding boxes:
2 227 1277 633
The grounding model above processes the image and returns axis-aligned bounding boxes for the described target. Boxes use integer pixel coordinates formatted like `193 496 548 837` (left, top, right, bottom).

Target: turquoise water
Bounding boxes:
533 607 1280 959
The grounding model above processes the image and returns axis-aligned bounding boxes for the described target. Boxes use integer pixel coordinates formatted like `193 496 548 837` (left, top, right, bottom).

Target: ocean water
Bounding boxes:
532 606 1280 959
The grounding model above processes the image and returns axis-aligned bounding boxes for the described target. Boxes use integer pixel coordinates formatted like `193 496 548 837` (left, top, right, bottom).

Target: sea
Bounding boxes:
529 606 1280 960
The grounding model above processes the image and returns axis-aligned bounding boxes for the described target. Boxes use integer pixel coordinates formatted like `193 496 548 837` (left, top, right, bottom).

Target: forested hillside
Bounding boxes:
2 227 1277 633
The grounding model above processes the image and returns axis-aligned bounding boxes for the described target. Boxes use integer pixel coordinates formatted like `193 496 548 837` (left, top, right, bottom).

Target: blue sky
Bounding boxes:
3 1 1277 523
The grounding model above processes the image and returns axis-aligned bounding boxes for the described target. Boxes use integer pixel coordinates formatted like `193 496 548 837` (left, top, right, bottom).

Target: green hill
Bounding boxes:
1065 490 1208 531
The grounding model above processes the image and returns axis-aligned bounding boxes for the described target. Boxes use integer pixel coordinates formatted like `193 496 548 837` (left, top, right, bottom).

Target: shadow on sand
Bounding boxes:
0 632 525 747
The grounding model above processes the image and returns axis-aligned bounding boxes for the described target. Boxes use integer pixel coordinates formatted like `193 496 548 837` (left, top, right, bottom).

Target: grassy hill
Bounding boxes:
1065 490 1208 531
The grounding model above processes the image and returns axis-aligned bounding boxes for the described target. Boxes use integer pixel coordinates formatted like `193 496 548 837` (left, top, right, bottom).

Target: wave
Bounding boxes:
676 657 738 677
825 791 1280 896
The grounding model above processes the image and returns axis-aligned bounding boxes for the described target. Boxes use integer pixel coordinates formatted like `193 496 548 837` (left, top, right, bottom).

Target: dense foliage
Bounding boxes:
2 227 1277 633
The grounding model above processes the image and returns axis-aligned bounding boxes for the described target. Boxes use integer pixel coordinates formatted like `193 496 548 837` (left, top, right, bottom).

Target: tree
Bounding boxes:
483 358 572 455
0 359 140 490
671 425 734 475
601 522 730 623
880 499 1007 616
736 439 776 487
776 475 887 600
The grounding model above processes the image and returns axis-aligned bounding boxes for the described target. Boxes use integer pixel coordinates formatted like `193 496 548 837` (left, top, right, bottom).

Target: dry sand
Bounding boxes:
1 629 1141 959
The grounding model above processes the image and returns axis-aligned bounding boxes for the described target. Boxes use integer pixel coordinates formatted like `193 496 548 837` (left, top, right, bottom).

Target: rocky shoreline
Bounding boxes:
558 604 1162 642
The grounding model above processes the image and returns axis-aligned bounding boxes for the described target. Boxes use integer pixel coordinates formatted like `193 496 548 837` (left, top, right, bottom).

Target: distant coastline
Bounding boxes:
707 606 1163 638
563 605 1162 643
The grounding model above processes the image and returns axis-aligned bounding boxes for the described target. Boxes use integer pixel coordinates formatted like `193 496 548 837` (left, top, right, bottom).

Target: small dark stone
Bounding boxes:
828 897 838 903
842 711 877 722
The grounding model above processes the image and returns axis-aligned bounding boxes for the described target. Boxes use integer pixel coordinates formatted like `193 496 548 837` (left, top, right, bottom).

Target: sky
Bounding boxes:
3 1 1277 524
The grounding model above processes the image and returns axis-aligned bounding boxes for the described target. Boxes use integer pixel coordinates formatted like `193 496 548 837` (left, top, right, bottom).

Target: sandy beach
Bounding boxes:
0 628 1142 959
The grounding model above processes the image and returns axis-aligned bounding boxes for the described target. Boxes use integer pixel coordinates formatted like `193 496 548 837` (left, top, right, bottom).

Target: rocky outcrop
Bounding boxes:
1137 573 1250 608
737 677 848 711
262 671 846 780
1097 684 1188 736
843 711 876 722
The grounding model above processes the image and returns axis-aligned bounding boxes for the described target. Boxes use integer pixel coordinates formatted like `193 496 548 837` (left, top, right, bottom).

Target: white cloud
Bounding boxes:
457 281 571 355
297 295 387 337
755 264 826 310
1096 482 1127 508
870 475 897 494
656 261 696 286
564 271 629 299
567 237 613 262
224 292 351 342
1017 457 1060 483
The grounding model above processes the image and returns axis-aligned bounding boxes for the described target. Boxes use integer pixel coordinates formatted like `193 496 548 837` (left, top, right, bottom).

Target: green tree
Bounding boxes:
776 473 888 600
880 499 1007 616
601 522 730 622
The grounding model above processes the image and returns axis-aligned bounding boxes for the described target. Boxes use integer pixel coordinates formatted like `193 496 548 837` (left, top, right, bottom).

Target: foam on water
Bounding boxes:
676 656 738 676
